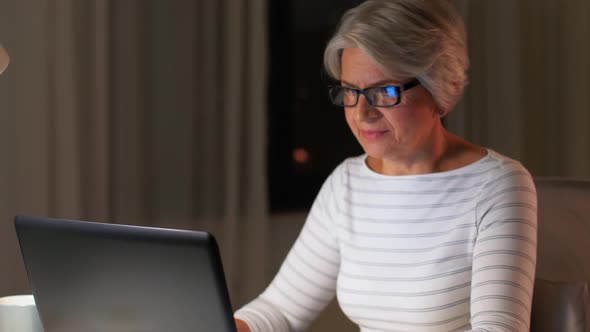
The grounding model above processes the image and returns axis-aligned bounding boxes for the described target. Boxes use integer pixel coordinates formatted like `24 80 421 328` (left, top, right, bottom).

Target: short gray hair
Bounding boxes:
324 0 469 111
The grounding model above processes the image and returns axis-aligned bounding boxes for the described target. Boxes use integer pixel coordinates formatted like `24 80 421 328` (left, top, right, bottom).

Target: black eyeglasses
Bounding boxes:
328 79 420 107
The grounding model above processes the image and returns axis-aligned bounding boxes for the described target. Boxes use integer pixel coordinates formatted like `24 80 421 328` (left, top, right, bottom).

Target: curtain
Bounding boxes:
110 0 270 307
450 0 590 178
0 0 269 307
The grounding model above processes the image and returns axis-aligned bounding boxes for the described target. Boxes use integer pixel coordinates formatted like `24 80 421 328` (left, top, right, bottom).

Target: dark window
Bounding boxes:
268 0 364 211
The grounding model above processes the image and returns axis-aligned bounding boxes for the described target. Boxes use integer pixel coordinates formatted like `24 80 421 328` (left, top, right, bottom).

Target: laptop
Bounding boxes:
14 215 237 332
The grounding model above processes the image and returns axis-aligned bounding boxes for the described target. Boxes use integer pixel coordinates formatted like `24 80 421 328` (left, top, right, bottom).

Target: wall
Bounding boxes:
450 0 590 178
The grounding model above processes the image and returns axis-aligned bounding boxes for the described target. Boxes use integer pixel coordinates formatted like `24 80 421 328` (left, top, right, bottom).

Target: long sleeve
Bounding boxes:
234 172 342 332
236 151 538 332
468 163 538 331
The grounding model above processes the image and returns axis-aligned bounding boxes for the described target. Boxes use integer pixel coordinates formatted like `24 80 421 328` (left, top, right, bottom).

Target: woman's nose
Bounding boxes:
354 95 382 122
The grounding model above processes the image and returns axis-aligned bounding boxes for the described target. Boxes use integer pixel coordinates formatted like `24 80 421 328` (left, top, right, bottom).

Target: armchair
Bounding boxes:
532 177 590 332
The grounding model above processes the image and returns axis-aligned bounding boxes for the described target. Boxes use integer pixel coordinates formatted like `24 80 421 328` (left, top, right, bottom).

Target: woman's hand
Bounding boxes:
235 318 252 332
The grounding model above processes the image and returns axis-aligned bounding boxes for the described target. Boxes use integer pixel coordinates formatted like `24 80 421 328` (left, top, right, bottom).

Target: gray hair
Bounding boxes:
324 0 469 111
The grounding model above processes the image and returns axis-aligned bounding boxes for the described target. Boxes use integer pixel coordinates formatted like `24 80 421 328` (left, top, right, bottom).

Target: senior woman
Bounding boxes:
235 0 537 331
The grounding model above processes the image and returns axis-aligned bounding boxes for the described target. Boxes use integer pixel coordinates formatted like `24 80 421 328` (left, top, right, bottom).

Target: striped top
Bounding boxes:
235 149 537 332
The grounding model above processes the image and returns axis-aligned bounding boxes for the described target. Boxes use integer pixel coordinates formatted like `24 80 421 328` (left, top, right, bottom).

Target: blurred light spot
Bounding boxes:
293 148 310 164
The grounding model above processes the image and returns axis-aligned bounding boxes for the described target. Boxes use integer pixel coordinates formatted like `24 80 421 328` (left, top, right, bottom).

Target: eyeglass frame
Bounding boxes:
327 78 421 108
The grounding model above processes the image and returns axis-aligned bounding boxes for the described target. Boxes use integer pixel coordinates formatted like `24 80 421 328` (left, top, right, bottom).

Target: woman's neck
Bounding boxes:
366 123 461 176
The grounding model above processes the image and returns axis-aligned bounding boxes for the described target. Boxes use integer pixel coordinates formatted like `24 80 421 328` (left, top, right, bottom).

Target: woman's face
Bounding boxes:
340 48 441 163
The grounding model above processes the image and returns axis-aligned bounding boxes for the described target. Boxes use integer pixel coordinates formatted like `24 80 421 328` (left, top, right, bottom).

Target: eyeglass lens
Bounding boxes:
329 86 400 107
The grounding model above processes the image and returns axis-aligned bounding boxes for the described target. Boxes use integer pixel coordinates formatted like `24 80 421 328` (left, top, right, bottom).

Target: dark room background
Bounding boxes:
0 2 589 330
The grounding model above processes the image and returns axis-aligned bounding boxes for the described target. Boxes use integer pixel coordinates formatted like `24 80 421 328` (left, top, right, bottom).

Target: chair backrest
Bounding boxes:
533 177 590 332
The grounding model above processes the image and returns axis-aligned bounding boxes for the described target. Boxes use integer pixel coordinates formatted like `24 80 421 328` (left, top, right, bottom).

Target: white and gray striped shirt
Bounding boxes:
235 149 537 332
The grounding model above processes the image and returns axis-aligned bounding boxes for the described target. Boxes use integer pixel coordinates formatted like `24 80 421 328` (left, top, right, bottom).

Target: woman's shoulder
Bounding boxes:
486 149 533 176
315 154 365 190
327 154 367 178
481 149 536 193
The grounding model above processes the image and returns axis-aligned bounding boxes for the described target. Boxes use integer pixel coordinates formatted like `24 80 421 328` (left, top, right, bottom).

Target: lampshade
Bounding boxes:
0 44 10 75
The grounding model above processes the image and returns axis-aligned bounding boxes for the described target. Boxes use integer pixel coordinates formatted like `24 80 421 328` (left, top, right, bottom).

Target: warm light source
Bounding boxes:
0 44 9 75
292 148 310 164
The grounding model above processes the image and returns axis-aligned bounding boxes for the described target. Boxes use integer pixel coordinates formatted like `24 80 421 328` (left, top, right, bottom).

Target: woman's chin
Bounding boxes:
360 145 391 160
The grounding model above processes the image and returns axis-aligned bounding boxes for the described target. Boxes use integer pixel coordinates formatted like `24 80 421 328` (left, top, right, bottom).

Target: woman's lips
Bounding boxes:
360 129 389 140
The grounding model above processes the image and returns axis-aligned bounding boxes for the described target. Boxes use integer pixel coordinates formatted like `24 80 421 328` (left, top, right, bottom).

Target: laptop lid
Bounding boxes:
14 215 237 332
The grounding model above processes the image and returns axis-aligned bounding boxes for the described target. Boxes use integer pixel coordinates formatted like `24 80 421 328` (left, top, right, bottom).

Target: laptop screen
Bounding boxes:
15 215 237 332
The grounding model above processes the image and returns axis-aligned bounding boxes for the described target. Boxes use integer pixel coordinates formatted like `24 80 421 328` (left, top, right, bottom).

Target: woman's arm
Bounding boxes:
468 164 538 331
234 171 343 331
